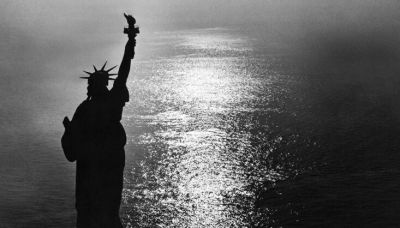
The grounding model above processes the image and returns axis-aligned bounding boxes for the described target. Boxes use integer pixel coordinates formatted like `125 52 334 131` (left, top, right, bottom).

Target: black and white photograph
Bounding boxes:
1 0 400 227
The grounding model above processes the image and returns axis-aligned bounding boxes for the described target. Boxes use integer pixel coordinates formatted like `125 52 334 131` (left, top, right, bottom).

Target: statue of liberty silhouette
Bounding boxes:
62 13 139 228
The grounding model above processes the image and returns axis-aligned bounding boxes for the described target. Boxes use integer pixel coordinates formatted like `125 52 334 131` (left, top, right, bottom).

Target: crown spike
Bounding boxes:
93 65 98 71
106 65 118 72
83 71 92 75
108 73 118 76
101 61 107 71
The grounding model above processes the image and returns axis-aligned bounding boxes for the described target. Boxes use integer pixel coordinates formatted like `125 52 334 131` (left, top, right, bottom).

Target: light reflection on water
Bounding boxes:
121 28 289 227
120 28 400 227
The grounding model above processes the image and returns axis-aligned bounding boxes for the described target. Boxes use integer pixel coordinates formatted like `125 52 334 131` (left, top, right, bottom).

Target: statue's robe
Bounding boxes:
62 80 129 227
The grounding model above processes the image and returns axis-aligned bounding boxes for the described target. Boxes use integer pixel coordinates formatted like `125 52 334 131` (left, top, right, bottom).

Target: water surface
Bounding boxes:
1 27 400 227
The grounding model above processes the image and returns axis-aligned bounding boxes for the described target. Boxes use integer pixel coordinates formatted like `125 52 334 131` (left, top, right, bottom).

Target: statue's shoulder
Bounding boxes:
77 99 90 110
110 82 129 103
79 99 90 106
73 99 90 119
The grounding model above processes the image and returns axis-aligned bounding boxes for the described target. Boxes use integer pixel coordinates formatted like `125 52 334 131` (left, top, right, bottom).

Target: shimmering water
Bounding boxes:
119 29 297 227
120 28 400 227
121 29 279 227
2 27 400 227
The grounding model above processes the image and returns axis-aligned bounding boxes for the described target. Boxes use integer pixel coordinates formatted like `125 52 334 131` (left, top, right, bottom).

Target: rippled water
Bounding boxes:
119 28 400 227
2 27 400 227
119 29 290 227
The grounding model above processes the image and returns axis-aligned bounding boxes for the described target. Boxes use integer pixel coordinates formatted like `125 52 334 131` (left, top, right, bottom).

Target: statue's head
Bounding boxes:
81 61 117 97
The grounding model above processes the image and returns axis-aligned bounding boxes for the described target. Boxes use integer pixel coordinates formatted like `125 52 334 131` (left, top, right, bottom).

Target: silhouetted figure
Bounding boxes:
61 14 139 228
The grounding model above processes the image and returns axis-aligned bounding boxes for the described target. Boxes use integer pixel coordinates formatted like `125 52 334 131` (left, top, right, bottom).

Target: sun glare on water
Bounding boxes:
122 28 280 227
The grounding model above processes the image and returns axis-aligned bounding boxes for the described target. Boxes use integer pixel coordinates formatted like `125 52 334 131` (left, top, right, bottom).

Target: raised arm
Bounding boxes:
116 13 138 84
116 39 136 84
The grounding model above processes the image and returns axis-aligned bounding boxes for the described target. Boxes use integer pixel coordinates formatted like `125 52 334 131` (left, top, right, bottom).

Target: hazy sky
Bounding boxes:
3 0 400 38
1 0 400 79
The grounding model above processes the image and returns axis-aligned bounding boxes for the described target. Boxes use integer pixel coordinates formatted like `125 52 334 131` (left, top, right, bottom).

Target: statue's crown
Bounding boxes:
80 61 118 82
